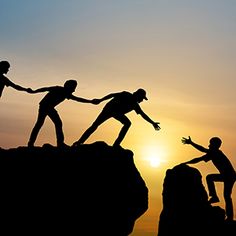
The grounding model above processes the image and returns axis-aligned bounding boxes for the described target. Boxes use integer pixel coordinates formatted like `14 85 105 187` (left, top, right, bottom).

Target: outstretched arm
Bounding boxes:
139 110 161 130
182 136 208 153
30 87 53 93
72 93 118 104
183 156 205 165
8 80 33 93
69 95 100 104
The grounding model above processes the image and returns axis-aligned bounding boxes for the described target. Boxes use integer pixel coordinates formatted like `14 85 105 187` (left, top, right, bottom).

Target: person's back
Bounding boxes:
207 149 236 178
103 91 141 115
0 61 12 97
0 74 10 97
39 86 70 109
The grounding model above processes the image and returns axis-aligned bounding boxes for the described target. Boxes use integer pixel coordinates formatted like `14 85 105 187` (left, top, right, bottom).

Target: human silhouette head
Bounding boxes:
208 137 222 150
0 61 10 74
64 79 77 93
133 88 148 103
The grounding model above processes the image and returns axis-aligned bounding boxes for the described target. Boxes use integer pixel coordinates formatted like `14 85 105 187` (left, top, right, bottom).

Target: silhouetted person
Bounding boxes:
73 88 160 147
181 136 236 221
28 80 99 148
0 60 32 97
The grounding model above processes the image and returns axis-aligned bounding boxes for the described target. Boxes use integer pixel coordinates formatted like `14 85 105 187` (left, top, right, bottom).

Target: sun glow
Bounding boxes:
148 155 163 167
143 145 168 168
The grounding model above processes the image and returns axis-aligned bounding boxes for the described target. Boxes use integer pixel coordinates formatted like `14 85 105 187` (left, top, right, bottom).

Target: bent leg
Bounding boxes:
73 111 110 146
28 107 47 147
48 109 64 146
113 115 131 146
206 174 222 202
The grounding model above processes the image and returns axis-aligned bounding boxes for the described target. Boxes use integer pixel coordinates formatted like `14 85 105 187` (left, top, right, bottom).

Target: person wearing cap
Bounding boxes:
28 80 99 148
0 60 33 98
73 88 161 147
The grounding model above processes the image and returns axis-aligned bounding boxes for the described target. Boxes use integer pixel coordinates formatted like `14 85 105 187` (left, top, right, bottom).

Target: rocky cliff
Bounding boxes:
0 142 148 236
158 164 236 236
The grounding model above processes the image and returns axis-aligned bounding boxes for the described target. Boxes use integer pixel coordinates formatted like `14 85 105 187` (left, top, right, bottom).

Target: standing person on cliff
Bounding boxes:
28 79 99 148
73 88 161 147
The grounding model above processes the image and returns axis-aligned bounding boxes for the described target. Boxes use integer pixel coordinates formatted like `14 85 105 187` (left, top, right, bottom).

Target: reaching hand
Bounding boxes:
181 136 192 145
91 99 101 105
153 122 161 131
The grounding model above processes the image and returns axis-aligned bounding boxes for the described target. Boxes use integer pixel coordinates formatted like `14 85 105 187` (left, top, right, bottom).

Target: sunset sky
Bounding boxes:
1 1 236 235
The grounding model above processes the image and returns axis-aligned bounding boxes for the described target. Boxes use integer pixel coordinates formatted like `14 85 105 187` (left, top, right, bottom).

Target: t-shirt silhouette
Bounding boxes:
203 149 236 178
39 86 72 109
102 91 142 115
0 75 11 97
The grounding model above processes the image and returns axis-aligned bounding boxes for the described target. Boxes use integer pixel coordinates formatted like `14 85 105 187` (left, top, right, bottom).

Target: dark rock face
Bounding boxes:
158 164 236 236
0 142 148 236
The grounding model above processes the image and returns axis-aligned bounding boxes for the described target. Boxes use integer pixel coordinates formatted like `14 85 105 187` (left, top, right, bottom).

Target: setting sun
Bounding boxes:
148 155 163 167
143 145 168 168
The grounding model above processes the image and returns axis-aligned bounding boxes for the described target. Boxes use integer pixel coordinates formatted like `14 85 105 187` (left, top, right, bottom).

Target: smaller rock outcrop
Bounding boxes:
158 164 236 236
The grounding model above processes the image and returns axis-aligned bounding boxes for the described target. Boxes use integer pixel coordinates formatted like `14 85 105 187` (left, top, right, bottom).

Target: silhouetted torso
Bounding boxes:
103 91 142 115
39 86 71 109
203 150 236 178
0 75 11 97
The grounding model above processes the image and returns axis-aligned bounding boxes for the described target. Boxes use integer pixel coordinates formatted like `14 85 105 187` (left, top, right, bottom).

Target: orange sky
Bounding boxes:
1 1 236 235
